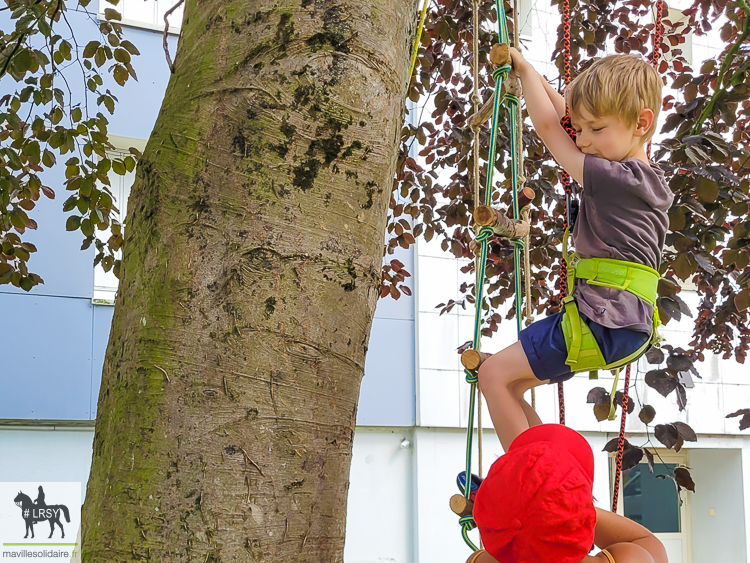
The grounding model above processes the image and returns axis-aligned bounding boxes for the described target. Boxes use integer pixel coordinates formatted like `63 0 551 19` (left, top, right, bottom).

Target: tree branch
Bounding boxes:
162 0 185 73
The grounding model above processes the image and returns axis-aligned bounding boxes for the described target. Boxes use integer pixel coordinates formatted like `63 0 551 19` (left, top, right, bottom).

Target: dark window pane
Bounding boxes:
622 463 680 533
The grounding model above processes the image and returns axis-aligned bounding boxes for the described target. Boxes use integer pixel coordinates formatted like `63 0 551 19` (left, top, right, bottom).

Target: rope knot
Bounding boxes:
493 65 511 82
465 369 478 384
459 515 477 530
503 93 520 106
476 227 494 243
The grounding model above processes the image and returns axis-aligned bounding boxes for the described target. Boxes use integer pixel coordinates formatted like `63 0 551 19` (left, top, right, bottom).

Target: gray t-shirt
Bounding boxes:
571 155 674 333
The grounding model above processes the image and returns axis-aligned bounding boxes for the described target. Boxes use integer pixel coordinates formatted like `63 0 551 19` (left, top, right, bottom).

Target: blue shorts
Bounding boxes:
519 311 650 384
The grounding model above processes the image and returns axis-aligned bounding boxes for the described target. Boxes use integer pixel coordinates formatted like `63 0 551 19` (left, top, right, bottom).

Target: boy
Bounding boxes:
476 50 674 451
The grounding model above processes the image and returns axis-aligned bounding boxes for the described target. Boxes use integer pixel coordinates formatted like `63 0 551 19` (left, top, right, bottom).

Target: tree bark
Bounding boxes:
81 1 416 561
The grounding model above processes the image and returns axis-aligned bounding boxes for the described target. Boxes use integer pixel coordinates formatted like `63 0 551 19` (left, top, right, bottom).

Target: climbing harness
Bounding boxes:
560 227 662 379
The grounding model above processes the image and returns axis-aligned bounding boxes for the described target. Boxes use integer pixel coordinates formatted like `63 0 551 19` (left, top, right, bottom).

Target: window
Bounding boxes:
98 0 184 33
661 6 693 69
517 0 532 40
93 136 145 304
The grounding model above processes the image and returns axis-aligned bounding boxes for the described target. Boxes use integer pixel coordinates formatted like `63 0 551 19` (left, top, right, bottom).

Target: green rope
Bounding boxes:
459 0 527 551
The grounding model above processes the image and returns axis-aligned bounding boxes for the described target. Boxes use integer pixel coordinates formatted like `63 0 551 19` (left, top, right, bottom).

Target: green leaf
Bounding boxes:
735 289 750 312
81 218 94 237
66 215 81 231
22 141 40 161
114 48 131 64
42 149 56 167
62 195 78 212
83 41 100 58
77 197 89 214
59 41 72 61
112 160 126 175
38 18 51 36
10 210 28 230
124 156 136 172
80 177 93 197
71 107 82 122
12 49 33 74
15 247 30 262
113 64 128 86
95 47 106 68
103 8 122 21
696 176 719 203
120 40 140 56
102 94 115 113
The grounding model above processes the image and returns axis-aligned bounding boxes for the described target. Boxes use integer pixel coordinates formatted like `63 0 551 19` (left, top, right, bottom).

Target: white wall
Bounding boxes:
345 428 415 563
0 426 93 506
690 449 747 563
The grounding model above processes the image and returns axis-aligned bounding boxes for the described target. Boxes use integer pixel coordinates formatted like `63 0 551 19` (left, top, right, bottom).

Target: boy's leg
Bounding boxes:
510 378 543 428
477 341 544 451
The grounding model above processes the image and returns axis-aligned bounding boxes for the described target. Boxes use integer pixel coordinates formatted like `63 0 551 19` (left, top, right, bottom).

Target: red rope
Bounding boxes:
556 0 573 427
612 0 664 513
611 365 631 512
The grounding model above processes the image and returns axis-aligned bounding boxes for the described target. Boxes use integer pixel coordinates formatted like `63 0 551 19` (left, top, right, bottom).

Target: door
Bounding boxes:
612 450 692 563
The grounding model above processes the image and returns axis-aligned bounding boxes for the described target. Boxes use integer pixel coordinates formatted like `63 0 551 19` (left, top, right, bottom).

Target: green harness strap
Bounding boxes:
560 228 663 380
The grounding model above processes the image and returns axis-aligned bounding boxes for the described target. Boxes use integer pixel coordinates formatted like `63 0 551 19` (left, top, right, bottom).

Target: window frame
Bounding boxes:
92 135 147 305
97 0 183 34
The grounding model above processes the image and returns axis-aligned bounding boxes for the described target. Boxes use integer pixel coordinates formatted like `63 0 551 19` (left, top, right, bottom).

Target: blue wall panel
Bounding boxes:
0 175 96 300
358 317 416 427
105 25 177 140
0 294 93 420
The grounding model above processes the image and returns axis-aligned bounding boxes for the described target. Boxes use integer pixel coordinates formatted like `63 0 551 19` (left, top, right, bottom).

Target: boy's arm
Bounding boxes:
539 74 566 120
509 48 584 185
594 508 668 563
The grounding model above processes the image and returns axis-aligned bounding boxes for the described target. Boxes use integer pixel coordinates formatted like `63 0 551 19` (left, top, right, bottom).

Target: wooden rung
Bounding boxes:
518 186 535 211
473 205 529 239
490 43 511 66
466 71 522 129
449 494 474 517
461 349 492 371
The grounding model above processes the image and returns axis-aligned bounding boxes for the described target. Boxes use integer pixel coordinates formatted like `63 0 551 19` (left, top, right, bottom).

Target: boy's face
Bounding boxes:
570 107 650 162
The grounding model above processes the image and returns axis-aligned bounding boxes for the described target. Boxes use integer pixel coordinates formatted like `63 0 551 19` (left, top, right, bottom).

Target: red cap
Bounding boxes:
473 425 597 563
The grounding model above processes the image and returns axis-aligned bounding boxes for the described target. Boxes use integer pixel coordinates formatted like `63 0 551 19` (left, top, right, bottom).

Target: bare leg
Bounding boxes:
478 341 544 451
510 379 543 428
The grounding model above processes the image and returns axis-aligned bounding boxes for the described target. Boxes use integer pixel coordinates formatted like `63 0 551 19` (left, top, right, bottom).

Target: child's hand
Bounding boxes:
509 47 529 73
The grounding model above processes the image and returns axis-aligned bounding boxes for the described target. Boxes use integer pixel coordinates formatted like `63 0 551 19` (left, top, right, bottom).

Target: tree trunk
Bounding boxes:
80 1 416 560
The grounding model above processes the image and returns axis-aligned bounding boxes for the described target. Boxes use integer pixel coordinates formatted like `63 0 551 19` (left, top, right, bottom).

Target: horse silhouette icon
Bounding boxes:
13 488 71 539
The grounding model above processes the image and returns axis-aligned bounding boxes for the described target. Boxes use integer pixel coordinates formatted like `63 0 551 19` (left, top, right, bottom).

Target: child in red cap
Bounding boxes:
468 422 668 562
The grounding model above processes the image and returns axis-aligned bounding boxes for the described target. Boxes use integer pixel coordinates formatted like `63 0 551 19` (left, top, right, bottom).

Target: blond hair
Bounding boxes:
565 54 662 141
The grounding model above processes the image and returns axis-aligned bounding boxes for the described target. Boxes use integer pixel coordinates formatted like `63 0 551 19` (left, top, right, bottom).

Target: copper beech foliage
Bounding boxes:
0 0 139 290
386 0 750 442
